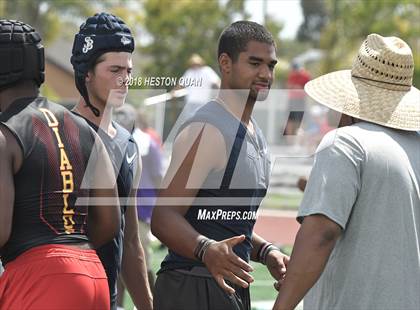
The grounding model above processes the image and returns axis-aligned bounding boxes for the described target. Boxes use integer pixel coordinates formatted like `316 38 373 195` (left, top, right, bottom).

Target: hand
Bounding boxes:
169 89 177 99
297 177 307 192
265 250 289 291
203 235 254 295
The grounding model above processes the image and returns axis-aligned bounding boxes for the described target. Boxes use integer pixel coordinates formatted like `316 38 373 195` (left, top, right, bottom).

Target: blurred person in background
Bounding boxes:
137 110 162 148
174 53 221 120
114 105 164 306
284 61 311 137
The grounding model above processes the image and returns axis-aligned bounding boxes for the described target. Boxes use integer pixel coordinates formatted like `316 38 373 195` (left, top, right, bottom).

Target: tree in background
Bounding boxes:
140 0 282 84
297 0 328 46
140 0 250 84
0 0 137 43
0 0 284 89
295 0 420 86
265 14 283 53
0 0 94 42
319 0 420 86
139 0 284 139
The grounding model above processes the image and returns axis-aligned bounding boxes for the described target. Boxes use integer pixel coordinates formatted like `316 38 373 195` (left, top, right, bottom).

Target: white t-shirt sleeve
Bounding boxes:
179 68 193 87
203 66 220 86
297 128 366 229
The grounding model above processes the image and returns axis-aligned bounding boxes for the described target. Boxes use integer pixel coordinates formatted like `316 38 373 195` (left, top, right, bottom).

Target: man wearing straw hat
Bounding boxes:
273 34 420 310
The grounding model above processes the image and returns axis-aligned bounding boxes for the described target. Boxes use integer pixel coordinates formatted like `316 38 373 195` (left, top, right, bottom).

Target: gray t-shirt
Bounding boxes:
298 122 420 310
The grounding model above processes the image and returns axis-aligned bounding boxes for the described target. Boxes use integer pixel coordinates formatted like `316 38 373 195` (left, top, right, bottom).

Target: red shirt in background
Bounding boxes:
144 127 163 148
287 69 311 99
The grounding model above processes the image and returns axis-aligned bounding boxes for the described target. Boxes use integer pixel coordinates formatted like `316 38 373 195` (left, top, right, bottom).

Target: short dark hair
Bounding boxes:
218 21 275 62
89 53 107 73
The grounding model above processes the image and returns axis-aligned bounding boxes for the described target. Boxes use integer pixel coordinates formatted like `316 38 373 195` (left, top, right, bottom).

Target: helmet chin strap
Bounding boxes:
76 75 101 117
84 96 101 117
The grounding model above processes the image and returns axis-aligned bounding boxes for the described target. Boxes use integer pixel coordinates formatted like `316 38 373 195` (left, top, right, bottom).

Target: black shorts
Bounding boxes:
287 97 305 122
154 267 250 310
288 111 304 122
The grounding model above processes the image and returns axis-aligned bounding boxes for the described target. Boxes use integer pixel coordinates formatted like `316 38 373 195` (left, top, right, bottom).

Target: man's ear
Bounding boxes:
218 53 232 75
85 71 92 83
338 114 355 127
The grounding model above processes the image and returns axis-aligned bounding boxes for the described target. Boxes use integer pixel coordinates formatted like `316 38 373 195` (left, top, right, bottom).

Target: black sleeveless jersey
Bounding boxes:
0 97 97 265
160 101 270 272
73 113 138 308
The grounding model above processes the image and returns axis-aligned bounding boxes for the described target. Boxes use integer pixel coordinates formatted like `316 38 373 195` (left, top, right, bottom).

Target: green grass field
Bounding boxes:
261 192 302 210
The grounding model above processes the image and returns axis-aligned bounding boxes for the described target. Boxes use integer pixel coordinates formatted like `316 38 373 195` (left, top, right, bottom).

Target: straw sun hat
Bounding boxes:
188 53 205 66
305 33 420 131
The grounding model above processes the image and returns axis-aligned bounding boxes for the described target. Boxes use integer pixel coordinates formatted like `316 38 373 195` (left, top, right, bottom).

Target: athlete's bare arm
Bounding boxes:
151 123 254 294
121 203 153 310
0 125 21 249
273 215 341 310
152 123 224 257
87 133 121 248
121 153 153 310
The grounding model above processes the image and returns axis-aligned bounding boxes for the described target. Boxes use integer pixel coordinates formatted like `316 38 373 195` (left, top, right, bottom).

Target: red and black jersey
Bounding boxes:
0 97 97 265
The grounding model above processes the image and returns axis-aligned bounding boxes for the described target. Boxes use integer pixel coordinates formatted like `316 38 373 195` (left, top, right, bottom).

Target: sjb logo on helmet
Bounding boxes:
82 37 94 54
121 36 131 46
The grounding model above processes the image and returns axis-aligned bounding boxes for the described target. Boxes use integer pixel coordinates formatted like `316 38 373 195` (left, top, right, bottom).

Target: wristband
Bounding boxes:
200 239 216 262
257 242 271 263
259 243 281 265
194 237 216 262
257 242 273 264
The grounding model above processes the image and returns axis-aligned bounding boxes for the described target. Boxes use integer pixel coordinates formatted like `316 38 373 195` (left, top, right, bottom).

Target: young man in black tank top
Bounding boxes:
152 21 289 310
70 13 153 310
0 19 120 309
